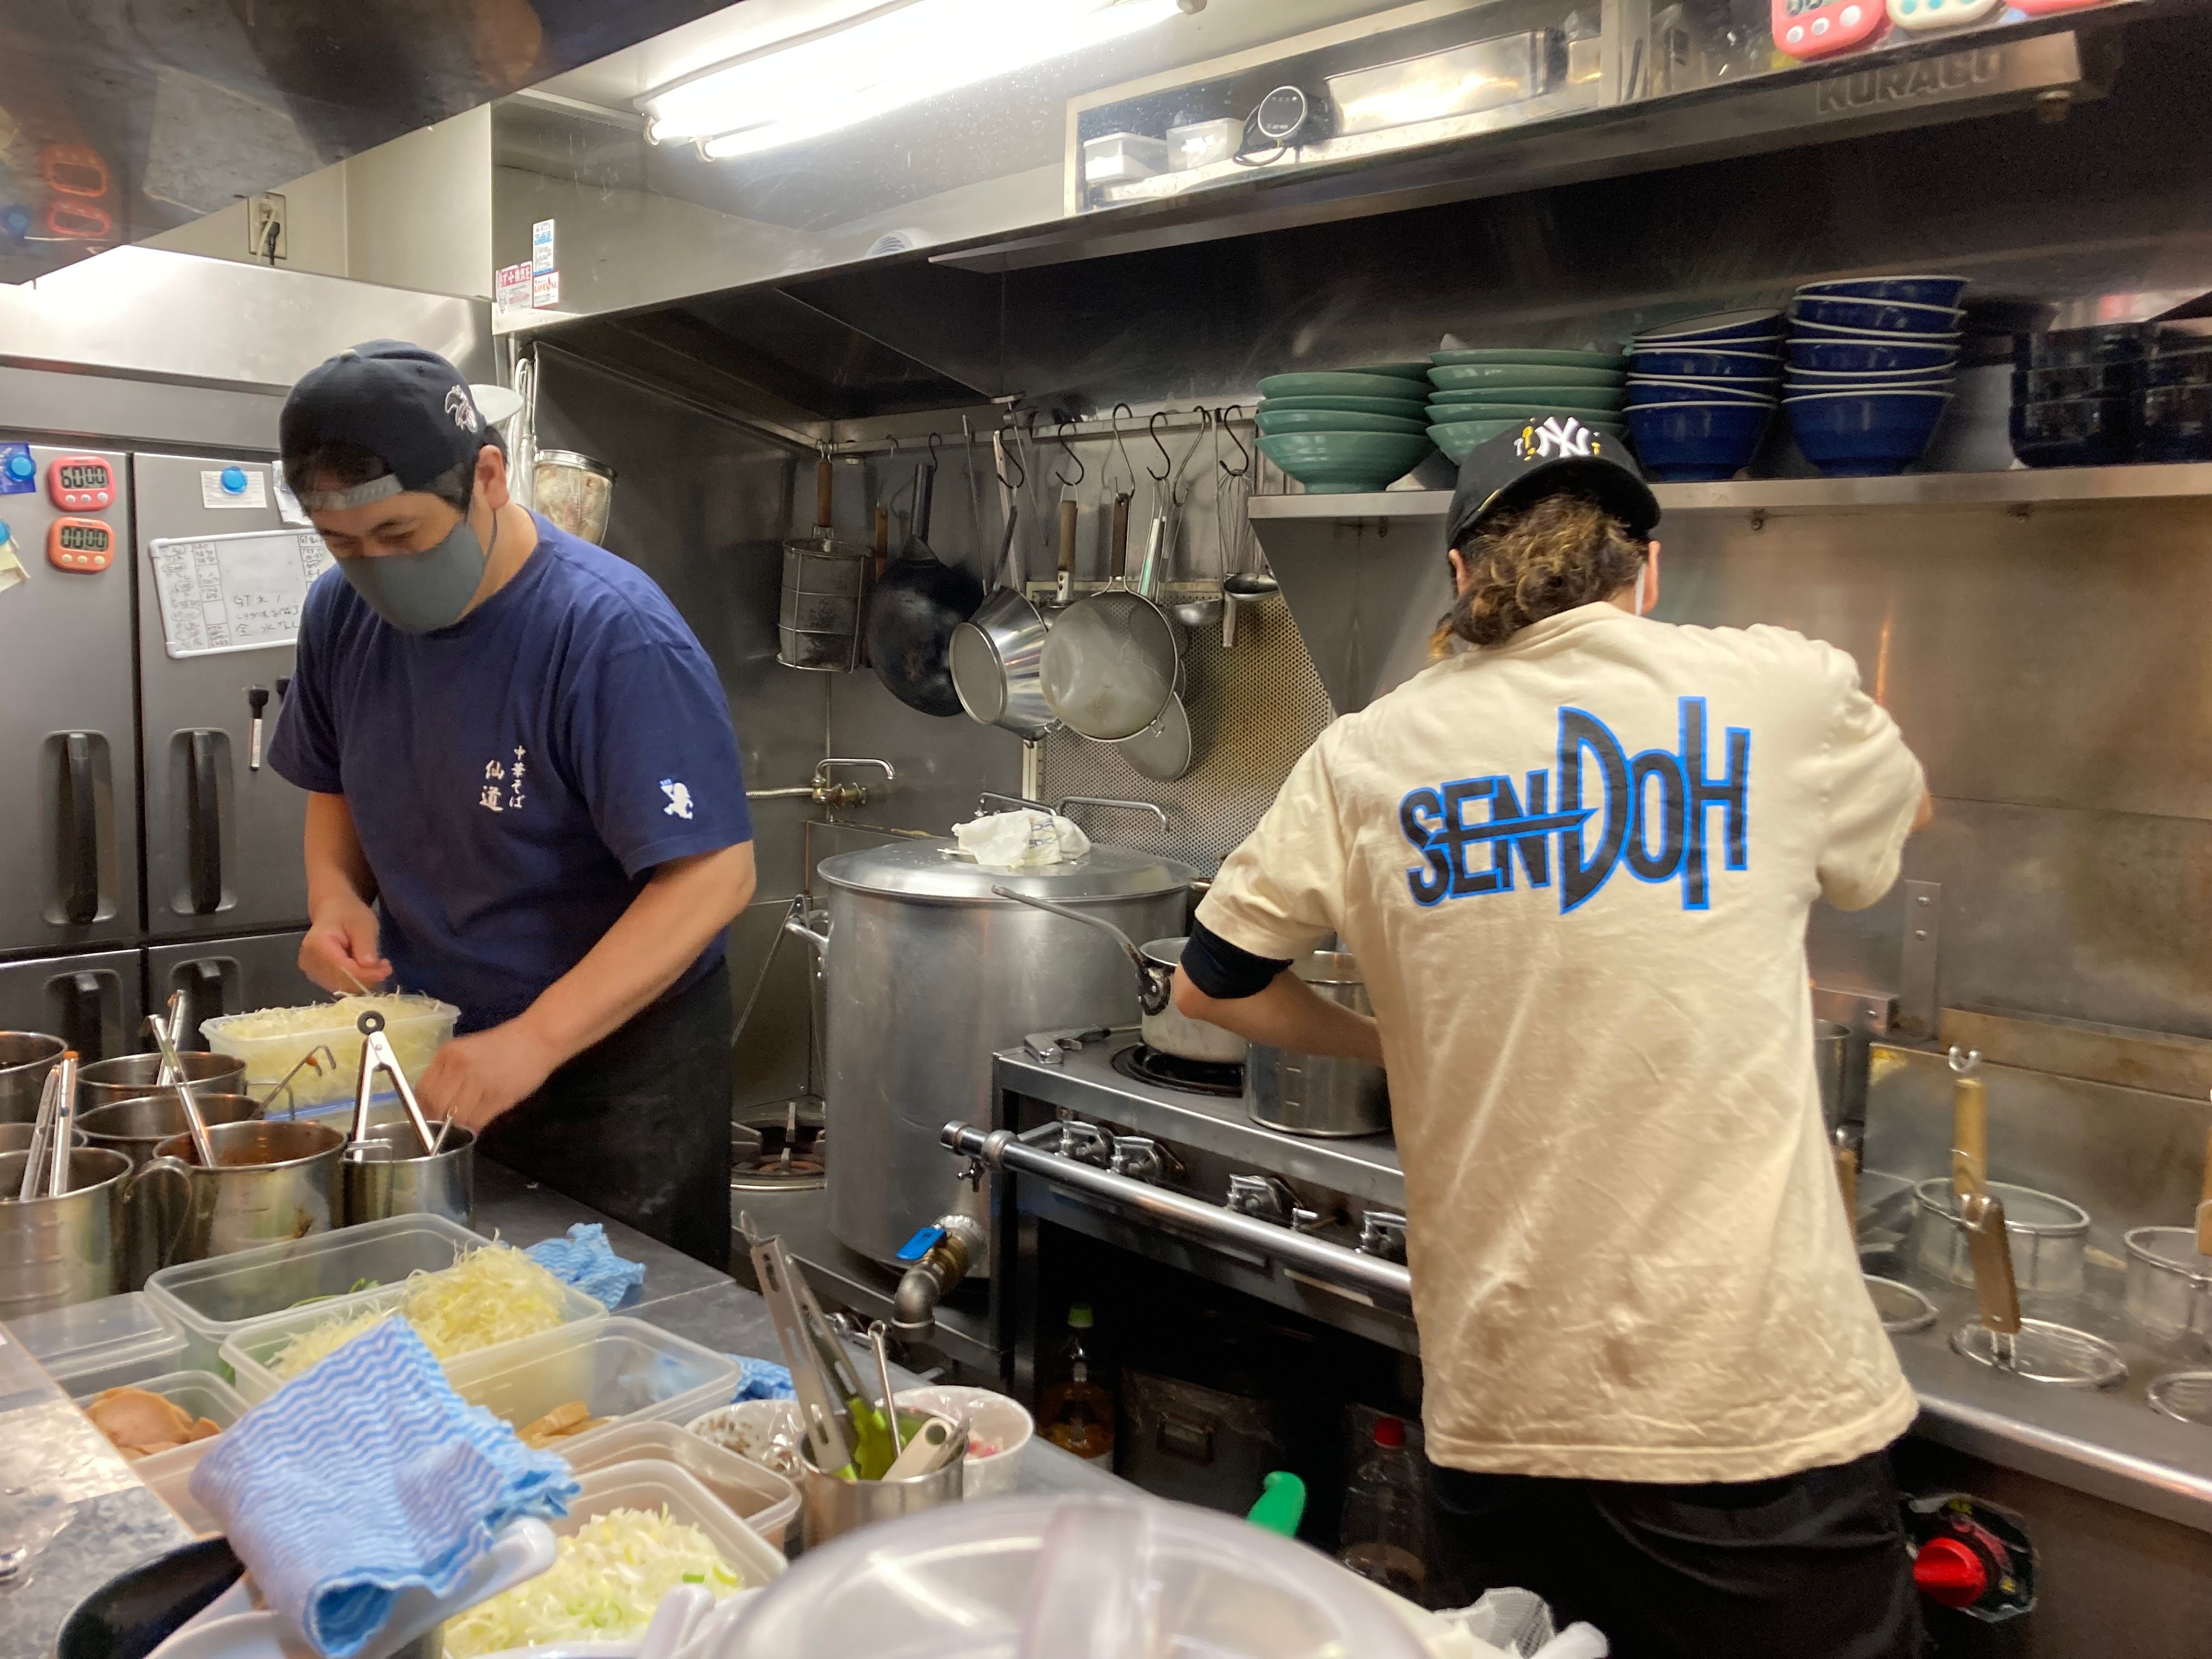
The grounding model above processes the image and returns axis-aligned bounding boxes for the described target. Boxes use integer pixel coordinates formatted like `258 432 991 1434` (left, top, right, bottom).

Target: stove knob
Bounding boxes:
1913 1536 1991 1610
1109 1136 1164 1183
1358 1209 1409 1262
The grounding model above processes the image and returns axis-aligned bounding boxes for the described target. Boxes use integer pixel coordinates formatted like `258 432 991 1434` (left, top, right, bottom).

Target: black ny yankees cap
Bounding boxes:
280 340 501 511
1444 413 1660 550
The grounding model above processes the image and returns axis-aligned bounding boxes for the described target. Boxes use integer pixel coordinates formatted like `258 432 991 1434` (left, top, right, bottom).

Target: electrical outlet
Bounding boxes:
246 193 287 262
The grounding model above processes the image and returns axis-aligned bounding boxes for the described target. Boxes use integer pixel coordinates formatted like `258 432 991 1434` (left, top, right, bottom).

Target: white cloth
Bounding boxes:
951 809 1091 868
1197 603 1924 1482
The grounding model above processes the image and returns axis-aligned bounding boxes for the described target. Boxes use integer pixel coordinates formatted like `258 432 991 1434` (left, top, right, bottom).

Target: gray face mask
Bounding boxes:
340 509 490 634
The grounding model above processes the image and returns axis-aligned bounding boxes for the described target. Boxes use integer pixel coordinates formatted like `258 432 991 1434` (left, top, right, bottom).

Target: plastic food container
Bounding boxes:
76 1368 247 1485
2124 1226 2212 1345
1166 118 1241 172
444 1318 739 1460
140 1435 219 1534
721 1495 1429 1659
562 1419 798 1551
1913 1178 2089 1298
201 994 458 1109
1083 132 1167 185
146 1212 493 1375
562 1459 786 1590
10 1292 188 1393
219 1257 606 1401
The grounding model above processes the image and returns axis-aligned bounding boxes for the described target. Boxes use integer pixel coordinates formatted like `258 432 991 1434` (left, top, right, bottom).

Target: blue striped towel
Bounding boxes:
524 1222 645 1308
190 1319 577 1659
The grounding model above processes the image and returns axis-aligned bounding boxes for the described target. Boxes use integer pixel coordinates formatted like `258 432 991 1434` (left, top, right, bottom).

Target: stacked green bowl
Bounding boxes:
1425 350 1632 465
1255 364 1437 493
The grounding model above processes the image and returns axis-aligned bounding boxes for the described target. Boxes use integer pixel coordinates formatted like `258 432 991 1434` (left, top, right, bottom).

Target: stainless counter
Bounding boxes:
995 1042 2212 1536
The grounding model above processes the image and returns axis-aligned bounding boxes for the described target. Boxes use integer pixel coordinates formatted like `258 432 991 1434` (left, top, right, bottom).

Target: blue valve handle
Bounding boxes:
895 1225 947 1263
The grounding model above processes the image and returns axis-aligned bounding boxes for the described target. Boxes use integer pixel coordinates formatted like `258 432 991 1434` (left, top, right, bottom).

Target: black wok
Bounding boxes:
864 462 982 716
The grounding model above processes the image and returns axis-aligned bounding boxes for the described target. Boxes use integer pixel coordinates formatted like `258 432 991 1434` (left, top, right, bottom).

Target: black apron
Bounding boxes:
478 960 732 1269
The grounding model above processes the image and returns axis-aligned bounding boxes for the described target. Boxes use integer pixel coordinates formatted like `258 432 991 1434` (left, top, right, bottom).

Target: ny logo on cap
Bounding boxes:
1515 416 1604 462
444 385 481 432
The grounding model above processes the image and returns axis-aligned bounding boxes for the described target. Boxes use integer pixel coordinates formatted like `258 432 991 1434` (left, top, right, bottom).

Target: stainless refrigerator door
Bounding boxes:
132 452 311 940
0 441 139 953
146 930 317 1051
0 949 145 1065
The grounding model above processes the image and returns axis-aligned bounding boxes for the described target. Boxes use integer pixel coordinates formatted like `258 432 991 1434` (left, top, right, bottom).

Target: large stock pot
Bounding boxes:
796 838 1195 1269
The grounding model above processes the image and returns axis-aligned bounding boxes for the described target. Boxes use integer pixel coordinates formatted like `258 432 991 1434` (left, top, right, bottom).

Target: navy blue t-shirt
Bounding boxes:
269 514 752 1032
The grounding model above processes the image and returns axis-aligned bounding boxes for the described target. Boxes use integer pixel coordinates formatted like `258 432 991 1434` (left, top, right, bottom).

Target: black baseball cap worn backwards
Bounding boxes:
1443 414 1661 551
280 340 500 512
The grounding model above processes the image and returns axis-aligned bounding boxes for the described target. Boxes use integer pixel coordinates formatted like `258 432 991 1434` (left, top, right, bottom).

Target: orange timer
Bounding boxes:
48 455 115 511
48 517 115 571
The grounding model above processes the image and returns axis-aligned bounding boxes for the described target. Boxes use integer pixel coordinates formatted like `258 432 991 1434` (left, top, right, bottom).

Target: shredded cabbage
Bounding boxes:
206 994 454 1106
268 1244 574 1380
442 1506 743 1657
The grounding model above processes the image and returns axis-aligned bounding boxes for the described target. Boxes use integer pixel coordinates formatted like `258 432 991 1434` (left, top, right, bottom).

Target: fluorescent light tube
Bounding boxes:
640 0 1188 160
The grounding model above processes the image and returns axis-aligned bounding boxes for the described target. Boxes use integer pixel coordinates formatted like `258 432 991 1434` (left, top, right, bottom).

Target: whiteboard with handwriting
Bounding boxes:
147 529 334 659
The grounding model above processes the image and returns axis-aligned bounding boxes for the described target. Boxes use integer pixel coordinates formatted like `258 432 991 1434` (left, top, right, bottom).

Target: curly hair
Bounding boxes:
1431 493 1650 653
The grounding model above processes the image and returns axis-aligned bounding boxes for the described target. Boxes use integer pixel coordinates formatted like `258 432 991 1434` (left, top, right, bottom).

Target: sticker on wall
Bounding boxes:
494 261 532 309
531 218 556 275
532 270 561 307
0 522 27 596
271 471 312 527
201 465 268 510
0 442 33 495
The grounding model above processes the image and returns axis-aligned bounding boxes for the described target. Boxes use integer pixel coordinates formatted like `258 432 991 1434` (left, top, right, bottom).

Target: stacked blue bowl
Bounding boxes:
1782 277 1965 477
1624 311 1783 481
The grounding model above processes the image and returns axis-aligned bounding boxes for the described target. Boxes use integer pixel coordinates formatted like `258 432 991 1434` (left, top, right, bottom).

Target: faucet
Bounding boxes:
749 757 895 810
890 1212 986 1341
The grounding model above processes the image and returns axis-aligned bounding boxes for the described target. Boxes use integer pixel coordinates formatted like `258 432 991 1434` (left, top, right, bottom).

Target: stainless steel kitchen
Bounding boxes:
3 1 2212 1655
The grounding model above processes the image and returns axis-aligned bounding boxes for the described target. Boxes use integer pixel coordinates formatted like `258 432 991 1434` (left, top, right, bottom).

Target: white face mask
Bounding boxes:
1633 563 1648 617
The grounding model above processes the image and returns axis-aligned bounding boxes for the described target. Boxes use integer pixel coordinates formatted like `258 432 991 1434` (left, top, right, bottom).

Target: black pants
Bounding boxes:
1430 1448 1925 1659
479 960 733 1270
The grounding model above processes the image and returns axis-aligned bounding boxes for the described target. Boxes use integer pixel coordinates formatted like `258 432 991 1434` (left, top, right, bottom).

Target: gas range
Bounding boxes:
981 1029 1416 1352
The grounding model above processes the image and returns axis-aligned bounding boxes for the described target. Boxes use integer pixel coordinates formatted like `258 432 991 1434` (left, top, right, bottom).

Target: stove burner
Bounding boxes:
1113 1042 1245 1098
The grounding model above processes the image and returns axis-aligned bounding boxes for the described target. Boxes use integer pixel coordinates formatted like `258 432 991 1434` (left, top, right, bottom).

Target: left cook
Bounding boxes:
267 340 756 1266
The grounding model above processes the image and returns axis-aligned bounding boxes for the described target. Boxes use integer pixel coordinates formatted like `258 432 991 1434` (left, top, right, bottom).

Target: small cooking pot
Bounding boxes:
1248 952 1390 1139
986 888 1243 1063
1139 939 1248 1064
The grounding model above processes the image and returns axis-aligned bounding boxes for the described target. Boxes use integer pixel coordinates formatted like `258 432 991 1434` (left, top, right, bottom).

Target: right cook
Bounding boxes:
1176 417 1934 1659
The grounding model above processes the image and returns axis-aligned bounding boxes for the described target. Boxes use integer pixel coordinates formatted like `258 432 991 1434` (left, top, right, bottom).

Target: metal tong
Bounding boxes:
15 1052 80 1200
147 1009 219 1167
1949 1046 1987 1203
742 1213 896 1481
347 1010 446 1158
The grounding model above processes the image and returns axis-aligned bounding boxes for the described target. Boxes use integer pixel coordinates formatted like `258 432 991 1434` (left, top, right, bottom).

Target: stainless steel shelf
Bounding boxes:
1248 463 2212 527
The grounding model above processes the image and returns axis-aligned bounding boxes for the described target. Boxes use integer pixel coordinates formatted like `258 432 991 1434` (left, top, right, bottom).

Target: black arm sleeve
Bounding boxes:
1181 917 1294 1000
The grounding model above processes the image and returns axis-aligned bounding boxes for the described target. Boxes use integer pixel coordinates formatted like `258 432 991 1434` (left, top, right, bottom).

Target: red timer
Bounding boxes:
48 455 115 511
48 517 115 572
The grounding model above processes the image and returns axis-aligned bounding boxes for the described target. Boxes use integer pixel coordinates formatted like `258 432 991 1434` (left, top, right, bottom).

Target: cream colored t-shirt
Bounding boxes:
1197 602 1924 1483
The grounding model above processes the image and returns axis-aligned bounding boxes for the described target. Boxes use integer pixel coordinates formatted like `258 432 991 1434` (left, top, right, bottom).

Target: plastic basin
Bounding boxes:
562 1419 799 1550
76 1368 247 1486
11 1292 188 1394
1785 390 1952 477
444 1317 741 1462
202 994 458 1109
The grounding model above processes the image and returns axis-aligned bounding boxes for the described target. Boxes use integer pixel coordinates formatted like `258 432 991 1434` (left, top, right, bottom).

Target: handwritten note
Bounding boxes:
147 530 332 659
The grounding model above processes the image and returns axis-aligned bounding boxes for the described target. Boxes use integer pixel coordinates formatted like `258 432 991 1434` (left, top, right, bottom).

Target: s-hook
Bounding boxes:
1053 420 1085 491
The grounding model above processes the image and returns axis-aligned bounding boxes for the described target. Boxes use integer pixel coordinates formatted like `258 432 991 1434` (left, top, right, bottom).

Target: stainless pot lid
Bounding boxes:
817 838 1197 903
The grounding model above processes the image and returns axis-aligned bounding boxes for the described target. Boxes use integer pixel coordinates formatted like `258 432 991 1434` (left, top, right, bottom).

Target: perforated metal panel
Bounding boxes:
1040 591 1334 872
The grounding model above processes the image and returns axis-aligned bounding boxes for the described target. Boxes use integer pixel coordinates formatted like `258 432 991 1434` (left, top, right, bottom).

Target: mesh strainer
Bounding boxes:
1040 507 1179 740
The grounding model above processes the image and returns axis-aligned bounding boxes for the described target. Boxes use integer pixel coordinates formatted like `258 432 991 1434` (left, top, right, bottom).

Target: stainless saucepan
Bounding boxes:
987 887 1243 1063
950 504 1055 738
1248 952 1390 1138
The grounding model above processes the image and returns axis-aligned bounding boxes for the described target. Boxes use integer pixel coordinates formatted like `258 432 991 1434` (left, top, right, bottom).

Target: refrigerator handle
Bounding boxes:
182 960 225 1049
186 729 224 914
59 732 100 925
58 970 107 1063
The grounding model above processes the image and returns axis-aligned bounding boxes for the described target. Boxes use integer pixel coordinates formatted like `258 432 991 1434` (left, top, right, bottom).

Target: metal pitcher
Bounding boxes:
0 1032 65 1122
0 1147 134 1317
135 1120 347 1269
1247 952 1391 1139
78 1051 246 1111
342 1124 477 1229
78 1093 261 1289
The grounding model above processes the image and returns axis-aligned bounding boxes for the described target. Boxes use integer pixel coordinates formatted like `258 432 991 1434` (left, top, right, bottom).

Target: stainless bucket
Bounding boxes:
78 1093 261 1289
137 1120 347 1269
78 1052 246 1110
341 1124 477 1229
1247 952 1390 1138
798 1419 964 1549
1814 1019 1866 1131
0 1147 134 1317
0 1032 66 1122
0 1121 85 1155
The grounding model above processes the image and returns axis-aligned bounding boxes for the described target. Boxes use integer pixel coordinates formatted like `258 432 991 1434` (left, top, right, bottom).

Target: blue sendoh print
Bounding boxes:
1399 698 1750 913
